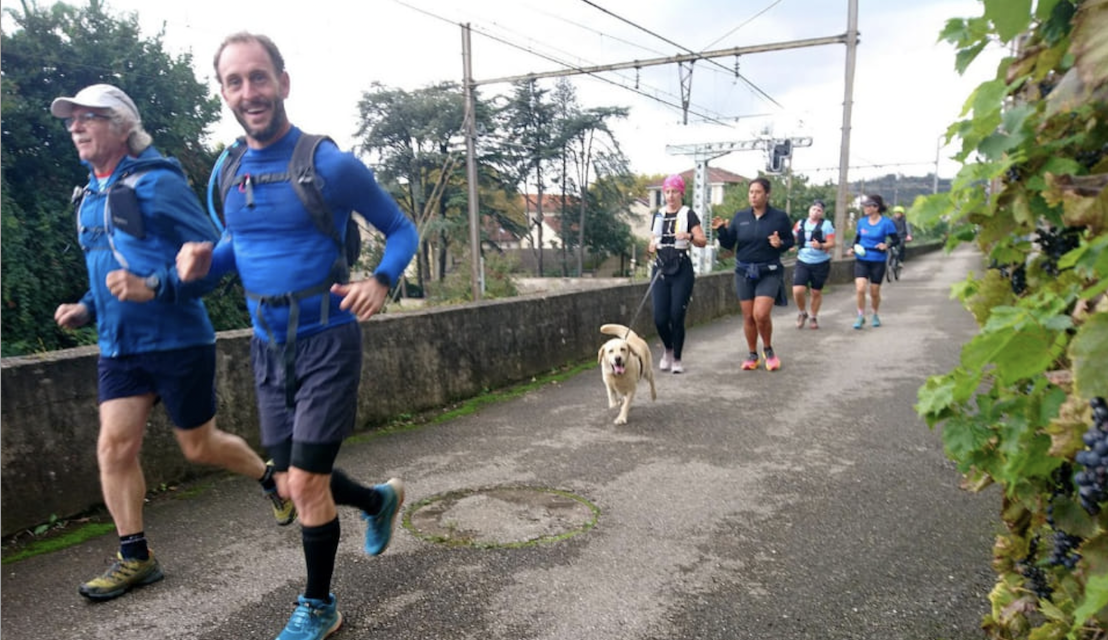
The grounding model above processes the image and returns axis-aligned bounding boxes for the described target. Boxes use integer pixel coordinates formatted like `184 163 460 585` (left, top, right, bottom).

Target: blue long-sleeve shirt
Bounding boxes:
74 147 219 357
715 205 795 267
209 127 418 344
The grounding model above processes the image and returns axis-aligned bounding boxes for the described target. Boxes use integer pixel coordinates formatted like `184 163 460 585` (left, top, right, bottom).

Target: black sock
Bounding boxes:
258 464 277 493
120 532 149 561
330 468 382 514
302 518 341 602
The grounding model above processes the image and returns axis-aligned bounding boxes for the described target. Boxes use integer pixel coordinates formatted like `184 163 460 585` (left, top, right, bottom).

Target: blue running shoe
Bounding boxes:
871 313 882 328
853 315 865 330
277 594 342 640
361 478 404 556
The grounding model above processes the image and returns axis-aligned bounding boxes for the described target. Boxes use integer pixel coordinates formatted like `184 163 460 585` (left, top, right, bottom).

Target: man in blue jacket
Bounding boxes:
178 33 419 640
52 84 295 602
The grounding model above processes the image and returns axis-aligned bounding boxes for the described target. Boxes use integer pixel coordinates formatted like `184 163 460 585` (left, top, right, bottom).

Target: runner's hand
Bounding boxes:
332 278 388 321
177 242 214 282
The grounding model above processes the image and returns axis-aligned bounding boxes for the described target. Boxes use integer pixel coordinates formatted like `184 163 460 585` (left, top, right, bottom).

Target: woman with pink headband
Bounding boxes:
647 173 707 373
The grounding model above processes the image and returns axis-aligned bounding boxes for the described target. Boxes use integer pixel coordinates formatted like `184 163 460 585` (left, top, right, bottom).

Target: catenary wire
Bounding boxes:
577 0 785 110
392 0 740 127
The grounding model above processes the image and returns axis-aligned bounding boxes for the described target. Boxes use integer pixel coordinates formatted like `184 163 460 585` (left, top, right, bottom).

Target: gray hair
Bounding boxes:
107 109 152 156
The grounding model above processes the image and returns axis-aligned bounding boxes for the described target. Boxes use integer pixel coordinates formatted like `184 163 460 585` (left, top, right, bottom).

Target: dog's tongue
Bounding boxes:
614 364 626 375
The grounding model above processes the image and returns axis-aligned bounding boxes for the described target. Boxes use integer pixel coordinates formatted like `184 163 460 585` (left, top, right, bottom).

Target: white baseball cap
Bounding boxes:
51 84 140 121
853 243 867 256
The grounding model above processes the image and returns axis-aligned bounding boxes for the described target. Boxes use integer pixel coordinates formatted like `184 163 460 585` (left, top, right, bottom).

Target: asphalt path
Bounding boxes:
1 245 1001 640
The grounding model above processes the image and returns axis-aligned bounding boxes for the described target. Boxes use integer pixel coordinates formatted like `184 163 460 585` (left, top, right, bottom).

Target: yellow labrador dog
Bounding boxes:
597 323 657 424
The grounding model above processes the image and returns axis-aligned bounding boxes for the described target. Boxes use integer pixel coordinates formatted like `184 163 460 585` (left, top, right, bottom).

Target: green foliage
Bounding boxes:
915 1 1108 636
1 1 225 355
424 250 519 305
718 173 838 225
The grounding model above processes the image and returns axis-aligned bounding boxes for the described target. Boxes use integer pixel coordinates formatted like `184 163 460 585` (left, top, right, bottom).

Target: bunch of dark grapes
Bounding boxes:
1075 397 1108 515
994 263 1028 295
1048 530 1083 569
1075 144 1107 170
1018 536 1053 600
1035 225 1083 277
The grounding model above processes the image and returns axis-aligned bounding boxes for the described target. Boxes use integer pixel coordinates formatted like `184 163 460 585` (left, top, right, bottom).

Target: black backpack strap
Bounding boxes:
289 135 340 246
216 138 249 224
289 133 352 284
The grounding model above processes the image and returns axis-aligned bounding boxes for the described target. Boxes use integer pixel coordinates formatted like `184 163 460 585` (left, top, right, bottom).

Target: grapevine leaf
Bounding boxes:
1035 0 1063 21
1082 277 1108 300
1070 311 1108 400
963 309 1058 385
984 0 1033 42
1041 0 1077 47
912 192 955 227
1053 497 1097 539
917 375 957 420
955 40 988 75
1041 385 1068 424
997 421 1055 485
1042 172 1108 231
1034 599 1067 624
938 17 970 44
972 78 1009 122
1071 0 1108 91
1074 573 1108 626
1001 102 1035 138
979 132 1019 161
940 414 994 463
1081 534 1108 582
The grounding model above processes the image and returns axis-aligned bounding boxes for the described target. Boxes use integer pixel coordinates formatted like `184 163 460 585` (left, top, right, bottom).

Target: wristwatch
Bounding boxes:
373 272 392 288
144 274 160 293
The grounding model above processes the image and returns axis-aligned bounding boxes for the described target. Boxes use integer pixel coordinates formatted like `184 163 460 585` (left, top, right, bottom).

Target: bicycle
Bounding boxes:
886 244 903 282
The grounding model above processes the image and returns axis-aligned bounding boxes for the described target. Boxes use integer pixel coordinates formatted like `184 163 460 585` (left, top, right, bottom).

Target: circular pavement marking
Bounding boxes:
404 485 599 548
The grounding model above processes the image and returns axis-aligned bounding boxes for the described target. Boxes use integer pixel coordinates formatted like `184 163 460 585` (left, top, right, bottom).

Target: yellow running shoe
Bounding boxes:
78 551 164 601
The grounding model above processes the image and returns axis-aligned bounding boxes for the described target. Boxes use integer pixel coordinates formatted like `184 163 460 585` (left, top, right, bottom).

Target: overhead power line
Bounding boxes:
578 0 785 110
703 0 784 50
391 0 738 126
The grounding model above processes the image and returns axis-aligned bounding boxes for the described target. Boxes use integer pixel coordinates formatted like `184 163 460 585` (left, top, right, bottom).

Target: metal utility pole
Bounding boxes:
462 24 482 301
833 0 859 260
666 137 813 273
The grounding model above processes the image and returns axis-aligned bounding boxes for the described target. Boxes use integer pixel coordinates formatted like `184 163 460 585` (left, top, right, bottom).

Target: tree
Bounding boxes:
354 81 464 289
583 171 636 269
498 79 559 276
914 1 1108 636
1 0 228 356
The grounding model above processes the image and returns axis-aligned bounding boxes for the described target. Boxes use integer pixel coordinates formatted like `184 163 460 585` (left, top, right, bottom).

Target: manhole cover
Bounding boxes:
405 486 599 548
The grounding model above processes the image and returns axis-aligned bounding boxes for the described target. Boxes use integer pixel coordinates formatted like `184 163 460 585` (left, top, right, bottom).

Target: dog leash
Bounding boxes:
624 261 663 340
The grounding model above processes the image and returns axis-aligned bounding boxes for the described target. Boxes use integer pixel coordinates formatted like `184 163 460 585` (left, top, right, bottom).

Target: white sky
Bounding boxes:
37 0 1006 183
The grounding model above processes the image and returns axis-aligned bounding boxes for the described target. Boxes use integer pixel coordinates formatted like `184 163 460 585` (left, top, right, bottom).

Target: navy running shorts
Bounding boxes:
251 321 361 474
97 344 217 430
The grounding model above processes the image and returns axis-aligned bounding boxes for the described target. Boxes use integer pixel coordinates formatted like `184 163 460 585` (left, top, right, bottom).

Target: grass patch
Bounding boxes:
2 521 115 565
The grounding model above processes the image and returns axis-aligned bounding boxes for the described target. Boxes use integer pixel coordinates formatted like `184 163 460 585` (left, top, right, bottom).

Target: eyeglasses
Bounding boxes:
64 112 112 129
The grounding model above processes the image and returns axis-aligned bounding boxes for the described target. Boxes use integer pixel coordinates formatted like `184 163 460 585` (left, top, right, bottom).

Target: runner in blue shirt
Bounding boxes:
177 32 418 640
848 194 899 329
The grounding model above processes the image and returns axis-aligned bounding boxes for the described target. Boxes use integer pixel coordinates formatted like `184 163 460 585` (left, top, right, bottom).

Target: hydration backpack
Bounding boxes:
215 133 361 281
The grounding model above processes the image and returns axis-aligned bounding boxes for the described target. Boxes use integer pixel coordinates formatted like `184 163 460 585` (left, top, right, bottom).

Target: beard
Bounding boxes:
233 96 288 144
